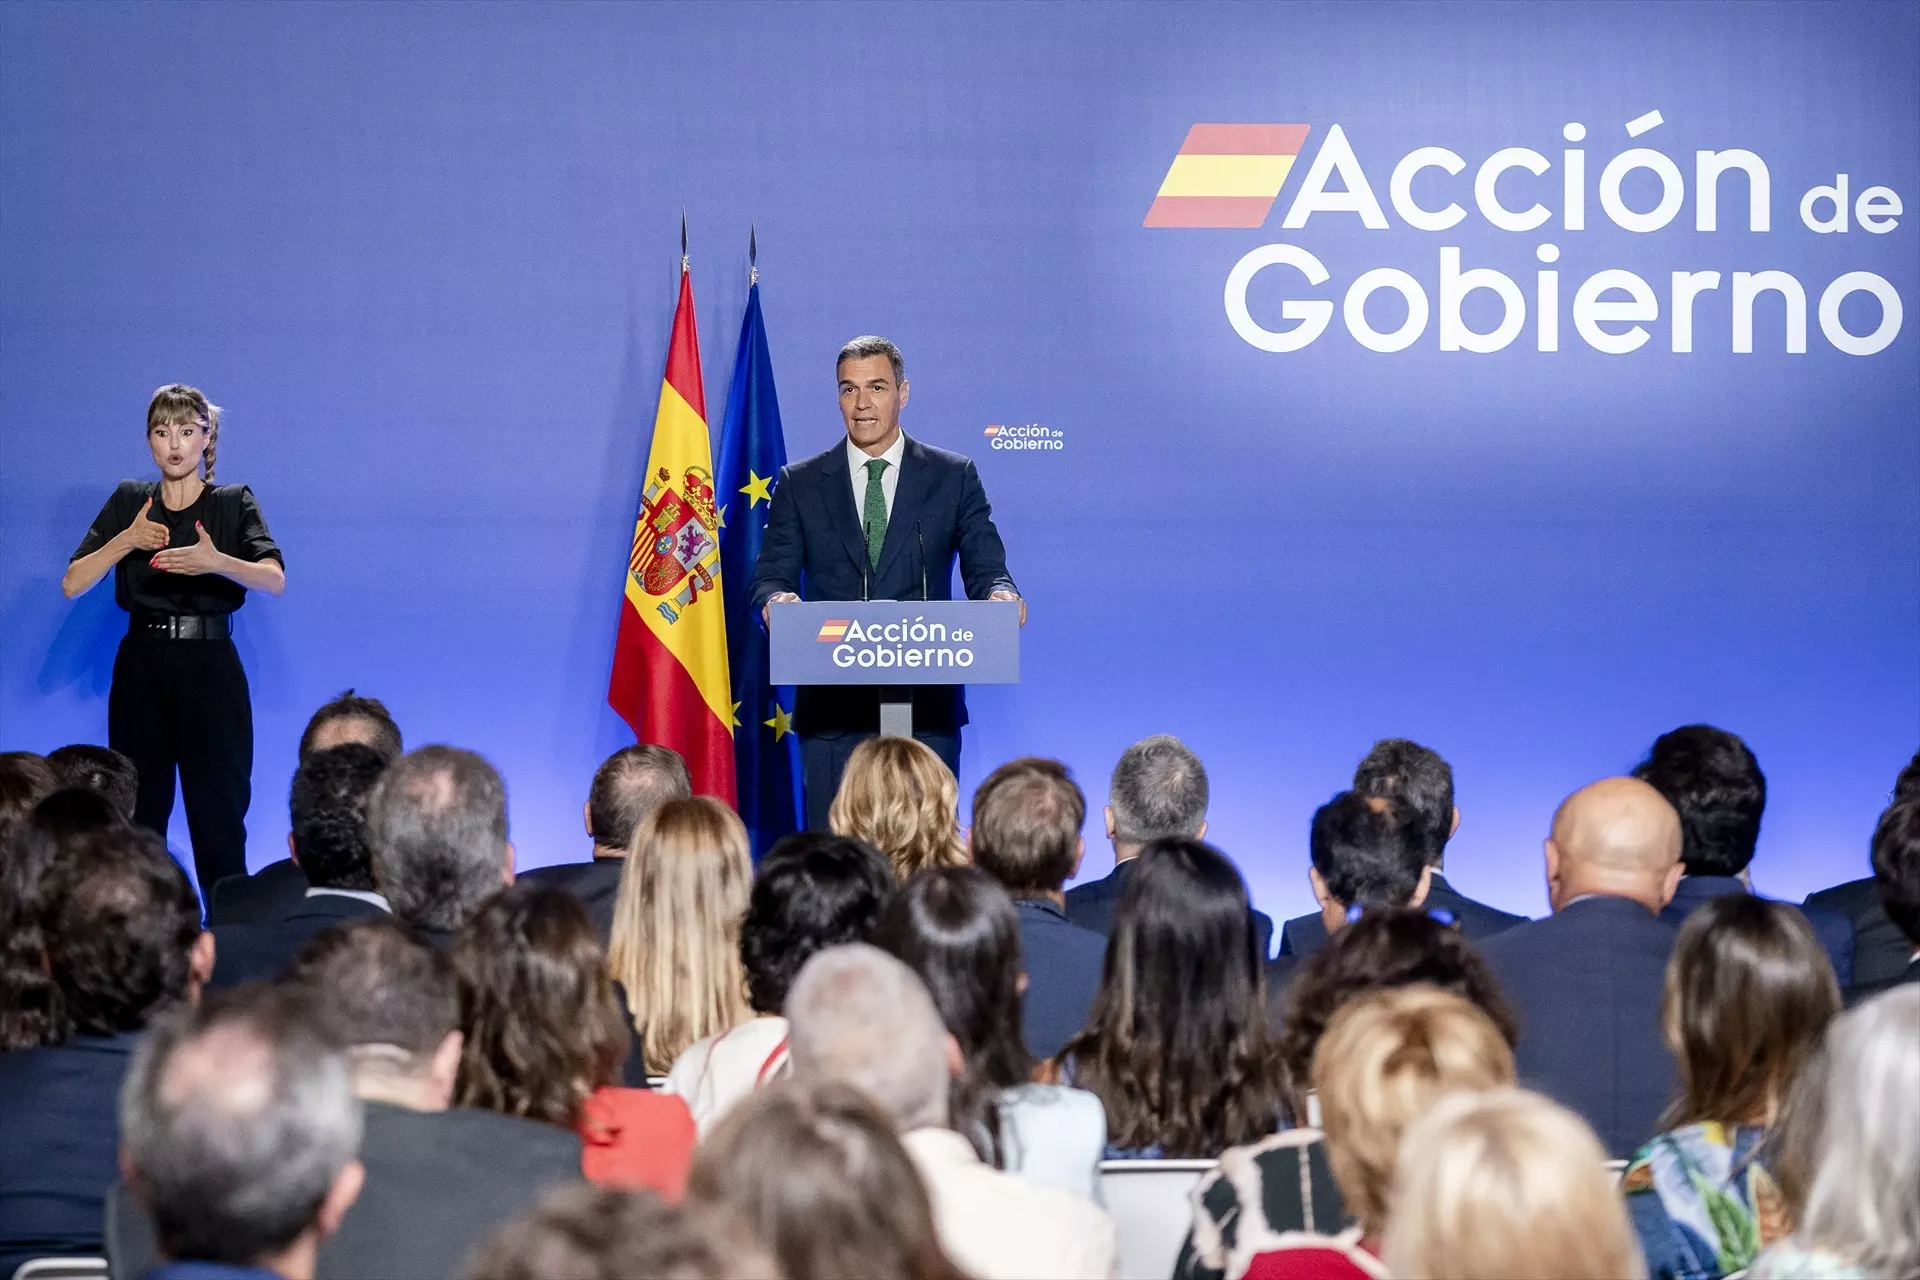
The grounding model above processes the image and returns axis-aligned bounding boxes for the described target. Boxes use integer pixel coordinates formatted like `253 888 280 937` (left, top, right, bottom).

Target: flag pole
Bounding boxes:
749 224 758 287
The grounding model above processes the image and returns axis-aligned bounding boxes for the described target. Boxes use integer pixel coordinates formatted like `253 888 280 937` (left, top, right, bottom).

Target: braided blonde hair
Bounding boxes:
146 384 221 483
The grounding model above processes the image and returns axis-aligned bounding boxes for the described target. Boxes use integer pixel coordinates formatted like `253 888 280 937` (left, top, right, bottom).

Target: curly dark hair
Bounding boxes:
0 751 58 827
1 788 127 1049
741 832 895 1015
1277 909 1517 1122
453 882 629 1129
1632 724 1766 877
289 744 388 891
46 745 139 821
1060 837 1287 1156
41 825 204 1036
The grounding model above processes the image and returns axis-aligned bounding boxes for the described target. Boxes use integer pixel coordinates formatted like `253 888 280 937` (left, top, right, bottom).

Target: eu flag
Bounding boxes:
716 272 801 857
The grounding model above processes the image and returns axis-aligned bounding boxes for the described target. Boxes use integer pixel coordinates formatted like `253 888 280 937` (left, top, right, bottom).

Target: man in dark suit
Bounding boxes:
366 746 515 948
1846 798 1920 1007
1478 776 1685 1158
208 689 404 926
211 744 392 989
1066 734 1274 959
1278 738 1526 958
1809 750 1920 987
1633 724 1854 985
111 918 582 1280
750 335 1021 828
0 827 214 1280
969 757 1108 1060
519 744 690 941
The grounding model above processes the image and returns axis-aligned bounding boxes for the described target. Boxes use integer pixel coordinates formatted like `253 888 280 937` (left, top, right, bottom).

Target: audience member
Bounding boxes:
1 787 126 1050
1478 775 1684 1156
1280 739 1525 958
1068 733 1276 958
967 756 1108 1060
468 1184 778 1280
119 987 365 1280
366 745 513 945
1624 895 1841 1279
607 795 753 1075
1635 724 1854 983
0 750 58 826
1805 751 1920 987
520 744 690 941
111 917 584 1280
786 944 1118 1279
1847 796 1920 1003
1382 1088 1645 1280
663 829 893 1133
1059 837 1287 1157
455 882 696 1195
873 866 1107 1198
1273 909 1517 1125
0 826 213 1278
828 734 967 880
689 1078 967 1280
1750 987 1920 1280
211 690 404 926
212 744 390 988
1266 790 1430 1013
46 743 139 819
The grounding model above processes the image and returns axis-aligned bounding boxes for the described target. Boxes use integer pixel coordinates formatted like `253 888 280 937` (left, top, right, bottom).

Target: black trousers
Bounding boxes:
800 728 961 831
109 633 253 892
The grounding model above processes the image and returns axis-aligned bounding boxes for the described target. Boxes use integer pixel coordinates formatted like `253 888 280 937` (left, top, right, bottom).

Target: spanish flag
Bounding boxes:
607 262 737 803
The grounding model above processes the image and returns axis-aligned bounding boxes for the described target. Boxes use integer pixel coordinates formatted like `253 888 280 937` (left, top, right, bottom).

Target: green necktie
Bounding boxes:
862 458 889 569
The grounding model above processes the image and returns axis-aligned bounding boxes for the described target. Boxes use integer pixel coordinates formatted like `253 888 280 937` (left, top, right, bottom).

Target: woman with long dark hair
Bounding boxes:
1059 837 1287 1158
1623 894 1841 1280
873 866 1106 1197
61 385 284 892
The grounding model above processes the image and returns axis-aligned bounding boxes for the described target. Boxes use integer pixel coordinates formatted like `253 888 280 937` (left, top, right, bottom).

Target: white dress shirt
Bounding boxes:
902 1127 1120 1280
846 430 906 521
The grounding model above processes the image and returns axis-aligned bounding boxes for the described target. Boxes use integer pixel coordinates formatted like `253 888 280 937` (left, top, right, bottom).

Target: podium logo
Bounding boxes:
827 615 977 671
1144 124 1312 228
816 620 851 642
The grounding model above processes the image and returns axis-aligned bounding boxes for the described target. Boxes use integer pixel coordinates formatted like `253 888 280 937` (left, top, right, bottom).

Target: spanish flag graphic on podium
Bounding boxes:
607 252 737 803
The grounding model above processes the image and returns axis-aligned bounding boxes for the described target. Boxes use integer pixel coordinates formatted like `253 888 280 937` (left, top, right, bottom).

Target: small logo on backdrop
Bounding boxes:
816 620 851 642
1145 124 1313 227
984 423 1065 452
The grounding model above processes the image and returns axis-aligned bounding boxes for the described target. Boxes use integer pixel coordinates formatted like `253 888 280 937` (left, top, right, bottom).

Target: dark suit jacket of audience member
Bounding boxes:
518 858 624 943
1066 859 1276 961
209 894 388 990
0 1031 142 1279
1845 956 1919 1008
1662 876 1854 987
106 1100 585 1280
1015 898 1109 1061
1262 951 1304 1034
1477 896 1678 1159
206 857 310 926
1276 872 1527 958
1806 876 1912 986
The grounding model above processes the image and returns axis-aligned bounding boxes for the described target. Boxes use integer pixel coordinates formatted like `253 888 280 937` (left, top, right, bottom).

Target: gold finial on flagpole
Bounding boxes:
680 209 689 273
749 224 758 287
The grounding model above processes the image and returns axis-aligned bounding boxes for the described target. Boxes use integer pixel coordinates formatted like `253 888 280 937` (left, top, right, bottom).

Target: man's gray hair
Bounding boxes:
1795 986 1920 1273
785 943 949 1132
121 989 361 1266
366 745 509 932
836 335 904 385
1109 734 1209 845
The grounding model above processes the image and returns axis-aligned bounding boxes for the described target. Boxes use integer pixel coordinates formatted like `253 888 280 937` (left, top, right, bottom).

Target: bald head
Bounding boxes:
1545 777 1683 912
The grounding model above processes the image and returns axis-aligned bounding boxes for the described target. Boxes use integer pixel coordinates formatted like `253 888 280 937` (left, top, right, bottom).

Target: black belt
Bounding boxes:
130 614 231 640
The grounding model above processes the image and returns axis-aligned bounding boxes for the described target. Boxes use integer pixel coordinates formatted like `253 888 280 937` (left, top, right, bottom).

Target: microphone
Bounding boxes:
916 523 927 601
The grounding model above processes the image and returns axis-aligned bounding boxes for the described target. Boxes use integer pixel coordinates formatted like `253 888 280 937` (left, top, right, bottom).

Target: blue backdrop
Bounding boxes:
3 0 1914 924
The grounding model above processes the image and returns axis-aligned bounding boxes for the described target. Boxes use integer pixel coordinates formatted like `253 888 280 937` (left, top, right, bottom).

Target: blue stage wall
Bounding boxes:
2 0 1915 922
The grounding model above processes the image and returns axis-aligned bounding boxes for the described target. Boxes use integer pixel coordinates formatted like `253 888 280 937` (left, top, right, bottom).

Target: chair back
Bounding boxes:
1097 1158 1218 1280
13 1259 108 1280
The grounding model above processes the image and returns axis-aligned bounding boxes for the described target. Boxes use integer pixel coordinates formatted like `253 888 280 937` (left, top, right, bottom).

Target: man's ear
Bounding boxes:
316 1159 365 1238
1069 835 1084 882
1449 807 1461 839
429 1030 463 1106
502 842 515 885
1308 865 1334 910
286 832 300 867
943 1032 962 1079
1103 806 1116 842
1408 864 1434 908
898 378 910 409
582 802 594 841
1195 819 1208 841
188 930 217 994
1660 860 1685 908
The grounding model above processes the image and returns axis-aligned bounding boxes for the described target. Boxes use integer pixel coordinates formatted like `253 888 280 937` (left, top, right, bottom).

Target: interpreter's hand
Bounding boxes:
149 522 225 576
989 589 1027 626
118 497 170 555
763 592 801 626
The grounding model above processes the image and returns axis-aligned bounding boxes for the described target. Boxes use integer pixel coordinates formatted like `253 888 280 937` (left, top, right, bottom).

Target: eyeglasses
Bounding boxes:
1345 903 1458 928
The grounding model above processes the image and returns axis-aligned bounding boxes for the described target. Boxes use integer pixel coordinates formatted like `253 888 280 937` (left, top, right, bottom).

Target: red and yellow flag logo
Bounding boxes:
816 620 851 642
1144 124 1312 228
607 266 737 803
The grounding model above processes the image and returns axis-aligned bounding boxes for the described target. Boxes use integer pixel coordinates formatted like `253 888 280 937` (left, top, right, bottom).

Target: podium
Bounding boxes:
768 598 1021 738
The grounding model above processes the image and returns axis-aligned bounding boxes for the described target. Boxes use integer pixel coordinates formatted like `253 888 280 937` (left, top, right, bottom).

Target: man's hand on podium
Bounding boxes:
763 592 801 626
989 589 1027 626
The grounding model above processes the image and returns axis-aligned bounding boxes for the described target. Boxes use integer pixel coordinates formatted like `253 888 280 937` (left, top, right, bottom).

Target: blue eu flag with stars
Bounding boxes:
717 272 801 858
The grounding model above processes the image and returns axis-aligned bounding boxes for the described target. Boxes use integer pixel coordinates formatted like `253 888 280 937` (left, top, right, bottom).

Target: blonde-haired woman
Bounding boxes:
1382 1088 1645 1280
608 795 754 1074
827 735 967 880
60 384 285 892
